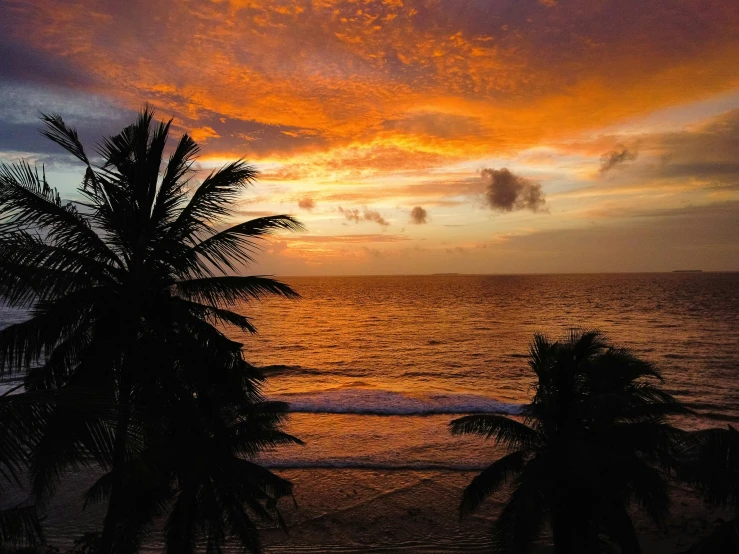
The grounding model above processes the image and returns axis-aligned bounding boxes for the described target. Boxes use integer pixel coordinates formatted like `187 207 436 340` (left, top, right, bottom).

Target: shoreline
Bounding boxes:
3 468 726 553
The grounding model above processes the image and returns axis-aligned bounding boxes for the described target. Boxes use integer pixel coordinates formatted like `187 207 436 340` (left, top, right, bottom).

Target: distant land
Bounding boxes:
672 270 703 273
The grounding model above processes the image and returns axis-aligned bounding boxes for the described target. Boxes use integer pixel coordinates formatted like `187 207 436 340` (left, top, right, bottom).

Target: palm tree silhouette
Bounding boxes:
0 107 304 552
451 330 686 554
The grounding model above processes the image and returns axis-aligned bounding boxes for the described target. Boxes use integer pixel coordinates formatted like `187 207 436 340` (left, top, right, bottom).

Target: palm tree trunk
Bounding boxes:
98 372 132 553
98 309 138 553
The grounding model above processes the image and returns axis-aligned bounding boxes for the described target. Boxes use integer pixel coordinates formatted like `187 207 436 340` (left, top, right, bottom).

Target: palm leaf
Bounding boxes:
168 160 259 245
174 298 257 334
175 276 299 308
0 161 122 268
0 504 44 547
39 113 92 166
151 133 200 232
450 414 541 451
460 450 527 517
490 458 548 554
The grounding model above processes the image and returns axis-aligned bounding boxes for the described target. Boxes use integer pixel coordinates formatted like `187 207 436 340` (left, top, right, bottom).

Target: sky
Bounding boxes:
1 0 738 275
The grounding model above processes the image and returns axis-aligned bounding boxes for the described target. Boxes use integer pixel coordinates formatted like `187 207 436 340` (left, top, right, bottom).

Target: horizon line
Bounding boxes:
268 270 739 278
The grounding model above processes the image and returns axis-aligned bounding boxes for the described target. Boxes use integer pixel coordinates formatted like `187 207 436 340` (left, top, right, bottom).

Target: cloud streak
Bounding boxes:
339 206 390 227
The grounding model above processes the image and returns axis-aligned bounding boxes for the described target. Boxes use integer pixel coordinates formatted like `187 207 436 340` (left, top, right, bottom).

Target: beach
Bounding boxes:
262 469 732 554
3 468 727 553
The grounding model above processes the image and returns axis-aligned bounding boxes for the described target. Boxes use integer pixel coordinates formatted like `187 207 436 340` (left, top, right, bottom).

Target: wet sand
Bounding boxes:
1 468 731 552
263 469 732 554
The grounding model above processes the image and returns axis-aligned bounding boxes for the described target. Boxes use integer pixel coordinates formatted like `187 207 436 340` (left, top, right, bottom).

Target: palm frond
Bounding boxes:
151 133 200 231
181 215 305 276
0 504 44 547
460 450 527 517
0 287 107 375
39 113 92 166
490 459 548 554
450 414 541 451
175 276 299 308
174 298 257 334
623 454 670 525
568 329 608 363
677 425 739 507
528 332 555 380
169 160 260 245
0 161 122 269
27 391 119 507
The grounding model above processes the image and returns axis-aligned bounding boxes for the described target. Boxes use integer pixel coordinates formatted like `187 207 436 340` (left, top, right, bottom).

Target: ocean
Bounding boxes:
2 273 738 552
255 273 739 465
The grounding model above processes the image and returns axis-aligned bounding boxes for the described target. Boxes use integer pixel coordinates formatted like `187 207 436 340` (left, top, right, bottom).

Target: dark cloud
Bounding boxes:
0 34 94 89
298 197 315 210
180 116 327 158
648 110 739 186
481 168 547 213
338 206 390 226
497 201 739 272
656 163 739 186
410 206 428 224
0 90 133 159
600 145 638 173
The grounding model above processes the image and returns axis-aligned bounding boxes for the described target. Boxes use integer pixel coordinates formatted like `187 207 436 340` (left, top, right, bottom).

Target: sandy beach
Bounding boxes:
0 467 733 552
261 469 732 554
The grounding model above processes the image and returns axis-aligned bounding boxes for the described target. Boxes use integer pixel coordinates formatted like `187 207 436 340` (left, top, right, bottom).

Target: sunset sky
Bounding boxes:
1 0 738 274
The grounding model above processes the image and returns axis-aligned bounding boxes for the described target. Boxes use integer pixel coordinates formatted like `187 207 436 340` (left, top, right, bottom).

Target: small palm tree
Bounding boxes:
0 107 304 552
451 330 686 554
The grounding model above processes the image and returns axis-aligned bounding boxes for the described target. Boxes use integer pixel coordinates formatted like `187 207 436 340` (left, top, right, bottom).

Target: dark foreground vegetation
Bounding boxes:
453 330 739 553
0 108 304 552
0 109 737 553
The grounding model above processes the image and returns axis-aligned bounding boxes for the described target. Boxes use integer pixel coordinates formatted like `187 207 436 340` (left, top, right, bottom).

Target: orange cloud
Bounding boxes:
5 0 738 165
2 0 739 273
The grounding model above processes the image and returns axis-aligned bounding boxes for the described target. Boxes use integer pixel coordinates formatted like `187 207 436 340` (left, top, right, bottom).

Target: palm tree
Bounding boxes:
0 106 304 552
450 330 687 554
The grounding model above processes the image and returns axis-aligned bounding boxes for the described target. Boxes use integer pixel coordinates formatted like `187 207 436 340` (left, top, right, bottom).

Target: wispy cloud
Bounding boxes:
600 145 638 173
338 206 390 227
